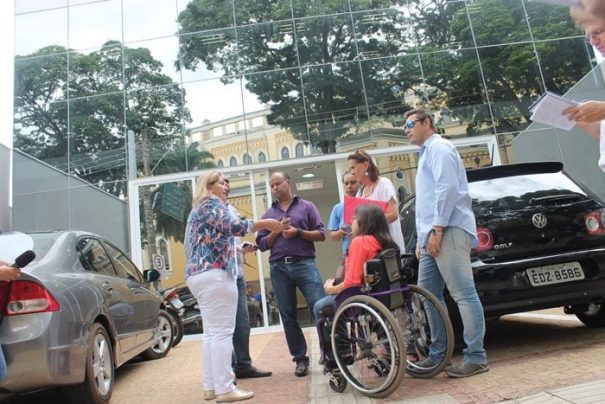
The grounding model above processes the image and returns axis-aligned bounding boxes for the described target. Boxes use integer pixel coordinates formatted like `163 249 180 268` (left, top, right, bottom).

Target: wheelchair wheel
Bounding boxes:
331 295 405 398
328 371 347 393
398 284 454 379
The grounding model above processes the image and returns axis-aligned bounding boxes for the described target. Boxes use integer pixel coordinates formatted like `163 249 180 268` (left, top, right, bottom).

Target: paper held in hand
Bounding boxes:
529 91 578 131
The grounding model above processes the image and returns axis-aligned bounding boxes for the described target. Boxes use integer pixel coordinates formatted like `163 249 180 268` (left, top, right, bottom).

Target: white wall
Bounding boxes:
0 2 14 231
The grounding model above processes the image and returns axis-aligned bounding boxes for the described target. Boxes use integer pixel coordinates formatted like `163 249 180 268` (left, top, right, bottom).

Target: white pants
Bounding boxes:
187 269 238 394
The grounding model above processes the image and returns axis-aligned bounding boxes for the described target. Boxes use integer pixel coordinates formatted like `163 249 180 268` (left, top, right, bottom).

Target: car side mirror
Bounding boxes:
143 269 160 283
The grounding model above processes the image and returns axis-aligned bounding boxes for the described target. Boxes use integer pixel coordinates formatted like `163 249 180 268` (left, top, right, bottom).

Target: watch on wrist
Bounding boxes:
431 228 443 236
296 228 303 238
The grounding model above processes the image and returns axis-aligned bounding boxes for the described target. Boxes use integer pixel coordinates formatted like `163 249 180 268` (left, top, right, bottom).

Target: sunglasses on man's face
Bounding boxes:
405 118 426 129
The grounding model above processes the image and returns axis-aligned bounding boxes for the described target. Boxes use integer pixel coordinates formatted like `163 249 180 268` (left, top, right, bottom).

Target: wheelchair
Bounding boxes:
316 248 455 398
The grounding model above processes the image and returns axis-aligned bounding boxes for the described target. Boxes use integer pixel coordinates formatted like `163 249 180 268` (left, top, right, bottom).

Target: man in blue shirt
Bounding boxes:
404 108 488 378
327 172 359 255
256 172 326 377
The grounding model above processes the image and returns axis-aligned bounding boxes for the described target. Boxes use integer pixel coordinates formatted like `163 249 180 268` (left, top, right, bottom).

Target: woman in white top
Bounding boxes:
347 149 406 253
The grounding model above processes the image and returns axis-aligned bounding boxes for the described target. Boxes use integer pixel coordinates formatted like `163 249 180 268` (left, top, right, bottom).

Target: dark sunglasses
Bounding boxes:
405 118 426 129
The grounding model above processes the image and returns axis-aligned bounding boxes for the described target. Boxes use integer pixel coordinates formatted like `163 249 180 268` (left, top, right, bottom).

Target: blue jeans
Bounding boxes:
313 295 336 321
0 344 6 381
270 258 325 364
232 276 252 373
418 227 487 365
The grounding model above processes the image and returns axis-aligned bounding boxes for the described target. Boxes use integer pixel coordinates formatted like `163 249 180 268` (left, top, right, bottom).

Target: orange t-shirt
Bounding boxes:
343 235 382 288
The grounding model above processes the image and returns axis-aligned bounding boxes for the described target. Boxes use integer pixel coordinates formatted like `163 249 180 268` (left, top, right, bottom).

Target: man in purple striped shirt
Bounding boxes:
256 172 326 377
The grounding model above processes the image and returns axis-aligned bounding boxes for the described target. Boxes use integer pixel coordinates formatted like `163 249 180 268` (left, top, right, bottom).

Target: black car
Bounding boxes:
399 162 605 326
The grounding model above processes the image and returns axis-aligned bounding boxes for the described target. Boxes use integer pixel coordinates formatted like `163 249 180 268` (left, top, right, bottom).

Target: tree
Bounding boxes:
177 0 590 146
14 41 192 197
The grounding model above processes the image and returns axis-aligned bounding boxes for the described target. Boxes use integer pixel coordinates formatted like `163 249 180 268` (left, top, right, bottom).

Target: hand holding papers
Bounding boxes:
529 91 578 131
343 195 388 224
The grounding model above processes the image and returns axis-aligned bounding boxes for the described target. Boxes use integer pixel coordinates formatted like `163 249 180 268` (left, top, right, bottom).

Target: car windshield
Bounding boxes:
0 232 60 265
469 172 587 213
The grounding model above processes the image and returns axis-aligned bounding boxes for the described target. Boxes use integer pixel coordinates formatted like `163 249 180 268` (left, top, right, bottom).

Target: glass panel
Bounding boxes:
15 8 67 56
291 0 349 18
126 85 189 178
409 0 470 51
467 0 531 47
352 8 416 59
16 0 66 14
302 62 367 154
242 69 307 162
234 0 291 25
68 0 122 51
236 20 297 74
362 55 421 135
123 0 179 43
420 49 494 136
69 94 126 197
179 28 239 82
77 238 117 276
526 1 582 41
13 102 68 172
295 14 356 66
69 44 124 98
478 43 541 133
349 0 406 13
177 0 234 34
125 36 182 88
104 242 144 282
537 38 596 95
14 53 68 107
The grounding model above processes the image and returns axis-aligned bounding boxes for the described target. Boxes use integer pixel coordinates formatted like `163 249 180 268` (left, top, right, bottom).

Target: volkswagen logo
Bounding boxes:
532 213 547 229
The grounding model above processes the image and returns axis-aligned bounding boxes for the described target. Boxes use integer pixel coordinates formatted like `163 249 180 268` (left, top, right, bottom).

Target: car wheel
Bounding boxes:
142 309 173 360
575 302 605 327
65 323 114 404
170 311 185 347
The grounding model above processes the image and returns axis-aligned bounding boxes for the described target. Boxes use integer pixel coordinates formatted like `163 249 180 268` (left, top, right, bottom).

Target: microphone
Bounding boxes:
12 250 36 269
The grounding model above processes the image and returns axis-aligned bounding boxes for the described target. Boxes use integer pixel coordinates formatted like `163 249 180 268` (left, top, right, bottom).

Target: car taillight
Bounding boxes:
476 227 493 252
3 280 60 316
585 208 605 235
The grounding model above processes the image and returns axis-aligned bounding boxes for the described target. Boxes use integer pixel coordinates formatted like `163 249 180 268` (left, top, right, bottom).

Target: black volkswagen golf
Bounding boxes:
399 161 605 327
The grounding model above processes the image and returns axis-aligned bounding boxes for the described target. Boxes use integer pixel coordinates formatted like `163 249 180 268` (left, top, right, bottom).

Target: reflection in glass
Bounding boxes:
126 36 182 86
295 13 355 66
14 53 68 107
179 28 239 81
234 0 291 25
15 8 67 56
291 0 349 18
353 8 416 59
302 62 367 153
237 20 297 74
182 77 246 125
16 0 66 14
69 44 124 98
13 102 68 172
525 2 581 41
177 0 234 34
68 0 122 51
408 0 469 50
122 0 179 43
466 0 531 47
68 94 126 195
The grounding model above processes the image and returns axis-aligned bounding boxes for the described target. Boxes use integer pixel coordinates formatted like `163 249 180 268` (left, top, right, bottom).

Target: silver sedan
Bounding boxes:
0 231 173 403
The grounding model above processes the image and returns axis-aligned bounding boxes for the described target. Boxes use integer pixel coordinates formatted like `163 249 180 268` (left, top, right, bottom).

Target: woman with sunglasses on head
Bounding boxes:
347 149 406 254
184 170 282 403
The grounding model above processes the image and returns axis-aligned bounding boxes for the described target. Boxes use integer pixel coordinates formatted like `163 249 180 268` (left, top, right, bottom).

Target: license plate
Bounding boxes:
170 297 184 309
526 262 584 287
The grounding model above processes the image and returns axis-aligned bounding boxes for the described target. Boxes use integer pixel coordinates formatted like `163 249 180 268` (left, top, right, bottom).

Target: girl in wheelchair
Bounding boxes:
313 204 395 371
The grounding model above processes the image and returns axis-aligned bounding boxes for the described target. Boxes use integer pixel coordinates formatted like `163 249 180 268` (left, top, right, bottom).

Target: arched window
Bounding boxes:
280 147 290 160
217 160 224 167
243 153 252 165
229 156 238 166
295 143 304 158
258 151 267 163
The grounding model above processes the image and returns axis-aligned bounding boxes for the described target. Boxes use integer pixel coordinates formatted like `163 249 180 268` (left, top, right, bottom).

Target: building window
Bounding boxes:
258 151 266 162
280 147 290 160
229 156 238 166
217 160 224 167
295 143 304 158
243 153 252 164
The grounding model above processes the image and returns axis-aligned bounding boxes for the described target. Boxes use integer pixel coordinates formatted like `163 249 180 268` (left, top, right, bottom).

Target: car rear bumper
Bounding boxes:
0 313 86 394
472 248 605 316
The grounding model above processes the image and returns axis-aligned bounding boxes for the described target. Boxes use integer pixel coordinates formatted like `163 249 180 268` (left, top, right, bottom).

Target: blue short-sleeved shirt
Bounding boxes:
327 202 350 255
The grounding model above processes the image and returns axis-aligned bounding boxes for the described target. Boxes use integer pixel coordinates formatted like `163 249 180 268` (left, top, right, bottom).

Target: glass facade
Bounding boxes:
13 0 594 197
